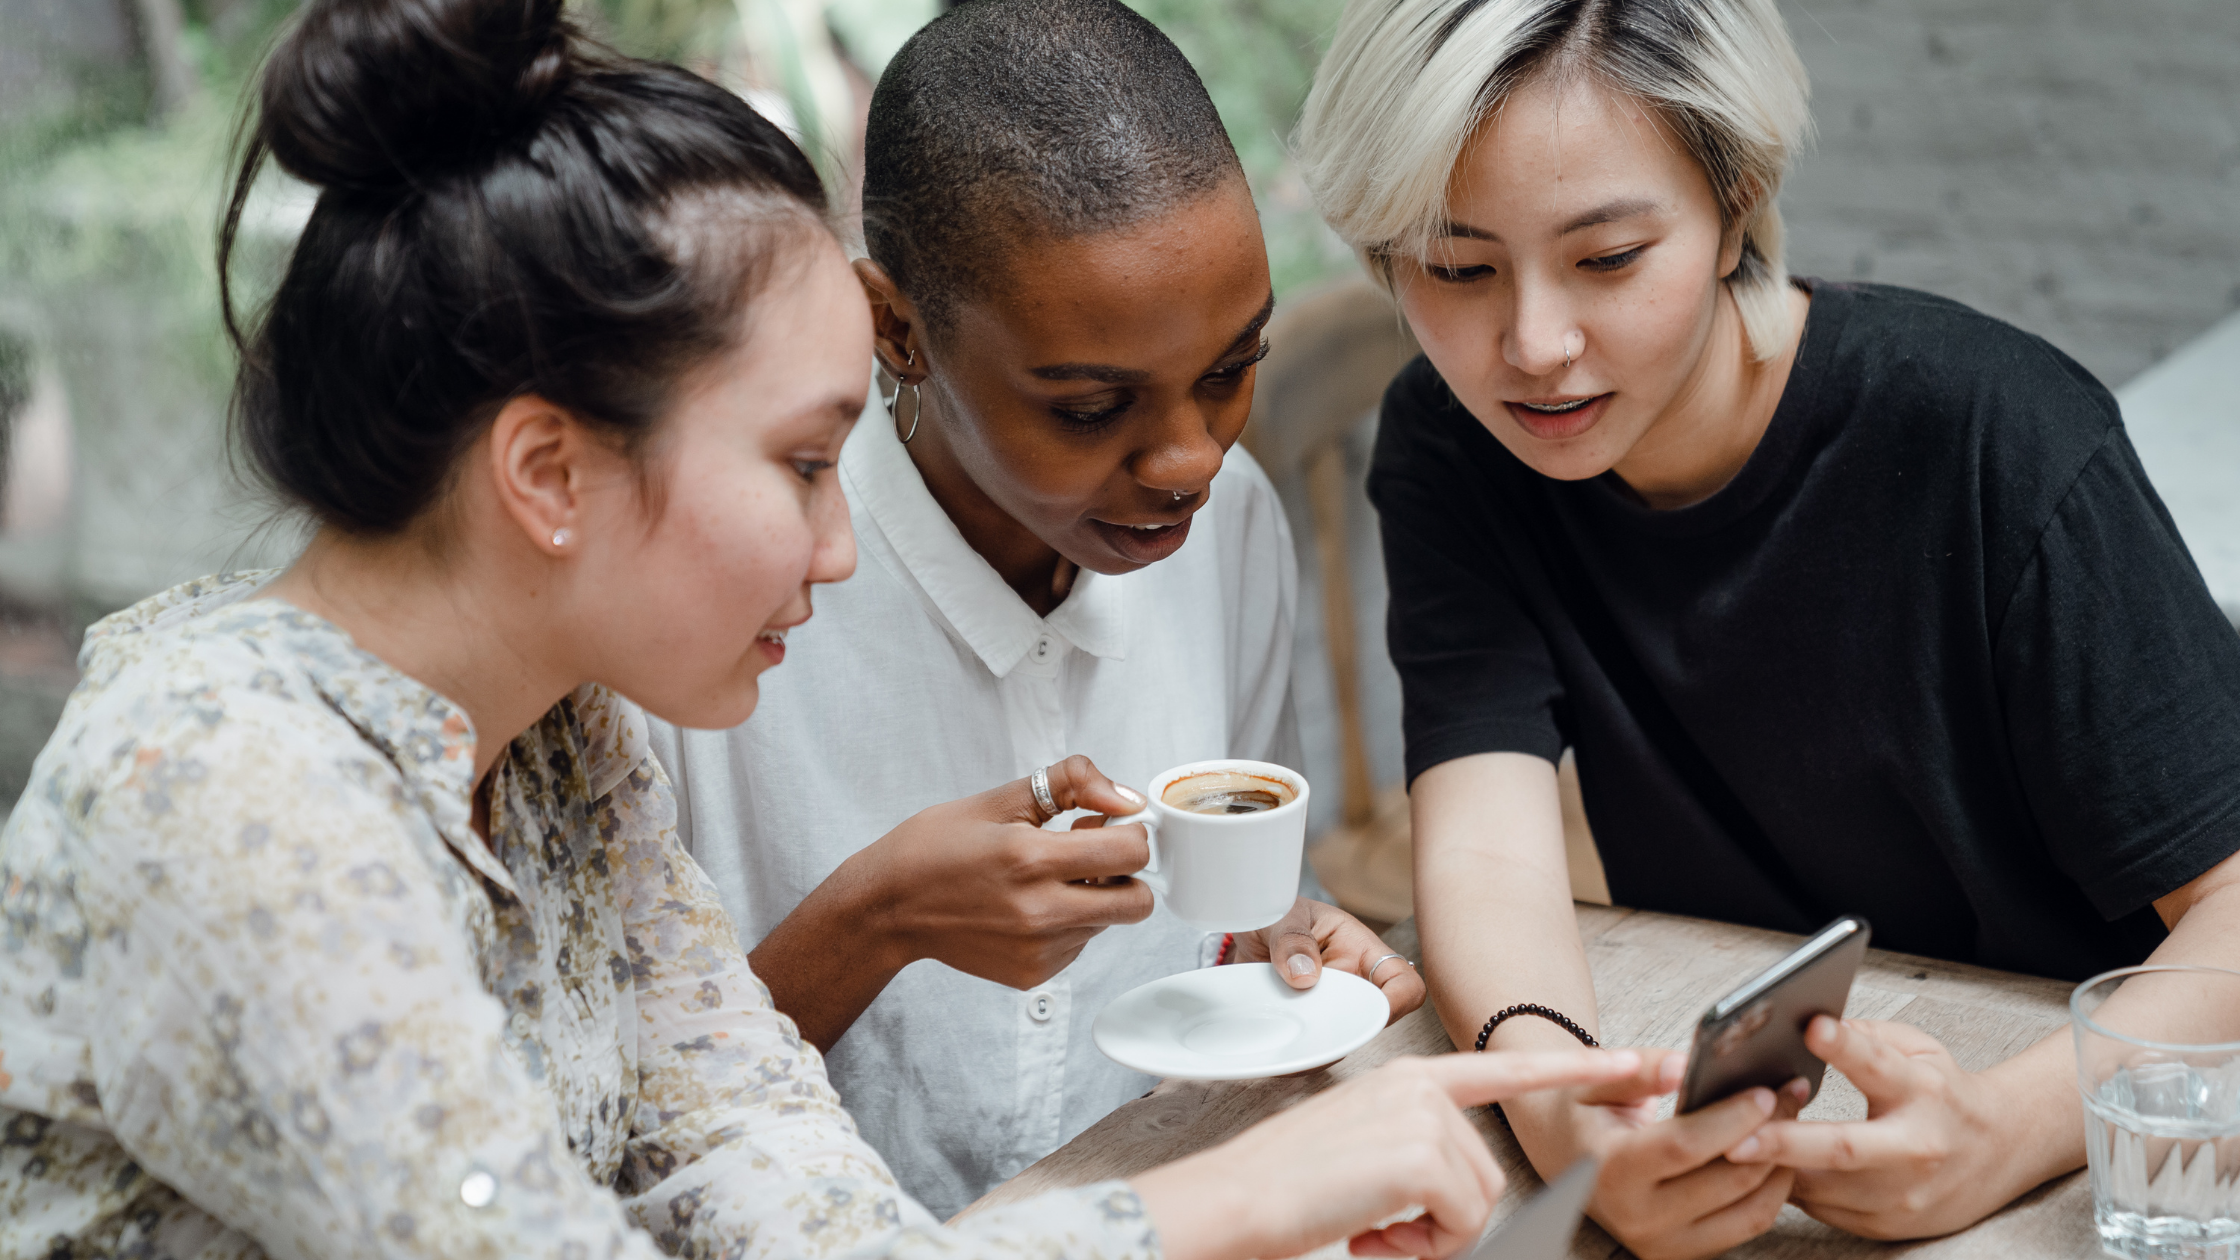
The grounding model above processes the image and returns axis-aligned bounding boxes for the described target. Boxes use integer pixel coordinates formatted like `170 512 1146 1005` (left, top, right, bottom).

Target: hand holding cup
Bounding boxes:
841 754 1158 990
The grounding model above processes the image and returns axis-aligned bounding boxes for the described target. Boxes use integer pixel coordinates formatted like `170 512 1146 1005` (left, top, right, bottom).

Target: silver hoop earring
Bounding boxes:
893 382 922 444
886 348 923 444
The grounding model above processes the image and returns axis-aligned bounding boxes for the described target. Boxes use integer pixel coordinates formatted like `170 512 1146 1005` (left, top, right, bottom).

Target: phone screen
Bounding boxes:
1676 916 1870 1114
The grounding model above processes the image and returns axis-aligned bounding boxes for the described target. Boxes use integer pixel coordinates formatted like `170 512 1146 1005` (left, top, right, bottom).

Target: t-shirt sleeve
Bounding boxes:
1367 360 1567 783
1996 426 2240 919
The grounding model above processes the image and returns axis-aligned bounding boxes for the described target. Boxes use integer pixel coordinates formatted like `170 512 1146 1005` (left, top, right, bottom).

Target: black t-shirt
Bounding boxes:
1370 280 2240 980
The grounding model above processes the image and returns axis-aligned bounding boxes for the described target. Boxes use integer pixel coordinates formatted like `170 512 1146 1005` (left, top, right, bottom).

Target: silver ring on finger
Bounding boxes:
1030 765 1059 821
1365 953 1412 983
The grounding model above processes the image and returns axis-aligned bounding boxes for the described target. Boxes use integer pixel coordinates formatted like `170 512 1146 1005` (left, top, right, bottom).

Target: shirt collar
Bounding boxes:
843 396 1128 676
289 611 520 897
113 574 523 896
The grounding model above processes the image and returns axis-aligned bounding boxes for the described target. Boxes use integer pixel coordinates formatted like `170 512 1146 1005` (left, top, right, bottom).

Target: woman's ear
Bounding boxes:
853 257 924 381
486 394 591 555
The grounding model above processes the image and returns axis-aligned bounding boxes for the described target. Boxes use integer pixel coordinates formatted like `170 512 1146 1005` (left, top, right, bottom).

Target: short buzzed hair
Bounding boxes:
862 0 1244 328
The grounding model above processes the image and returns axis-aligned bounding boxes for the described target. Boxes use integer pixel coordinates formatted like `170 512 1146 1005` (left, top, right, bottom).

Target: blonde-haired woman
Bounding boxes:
1298 1 2240 1256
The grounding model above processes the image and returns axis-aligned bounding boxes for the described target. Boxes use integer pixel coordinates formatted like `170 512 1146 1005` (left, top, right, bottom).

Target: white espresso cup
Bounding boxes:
1110 759 1310 932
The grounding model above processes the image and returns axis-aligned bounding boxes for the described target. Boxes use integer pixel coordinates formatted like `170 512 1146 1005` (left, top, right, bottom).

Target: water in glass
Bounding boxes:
2074 967 2240 1260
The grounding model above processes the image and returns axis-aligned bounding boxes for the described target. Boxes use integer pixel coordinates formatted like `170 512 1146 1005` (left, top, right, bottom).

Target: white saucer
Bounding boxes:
1092 963 1389 1081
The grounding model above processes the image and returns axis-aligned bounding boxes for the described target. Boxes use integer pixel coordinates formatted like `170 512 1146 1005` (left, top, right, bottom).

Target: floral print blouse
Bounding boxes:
0 574 1159 1260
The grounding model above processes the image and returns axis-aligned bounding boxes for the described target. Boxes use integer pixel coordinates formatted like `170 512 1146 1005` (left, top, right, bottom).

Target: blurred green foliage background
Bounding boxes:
0 0 1355 411
0 0 1354 813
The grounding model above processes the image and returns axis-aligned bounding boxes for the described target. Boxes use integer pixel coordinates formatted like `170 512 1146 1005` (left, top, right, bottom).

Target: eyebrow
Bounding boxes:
1437 197 1667 243
1560 197 1663 234
1028 291 1278 384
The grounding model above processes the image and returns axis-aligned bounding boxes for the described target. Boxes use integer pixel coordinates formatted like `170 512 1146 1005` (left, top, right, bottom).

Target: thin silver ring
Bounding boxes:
1365 953 1412 983
1030 765 1058 820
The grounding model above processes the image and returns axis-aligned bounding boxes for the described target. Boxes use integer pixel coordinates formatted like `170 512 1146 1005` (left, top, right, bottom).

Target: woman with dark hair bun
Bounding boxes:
0 2 1638 1257
649 0 1430 1220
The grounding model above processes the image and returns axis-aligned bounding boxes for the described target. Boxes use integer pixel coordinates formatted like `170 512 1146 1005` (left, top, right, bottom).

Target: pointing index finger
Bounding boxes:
1421 1048 1644 1107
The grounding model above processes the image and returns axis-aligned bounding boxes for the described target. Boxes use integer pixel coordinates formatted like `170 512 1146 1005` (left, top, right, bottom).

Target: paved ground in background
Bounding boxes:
0 611 75 822
1776 0 2240 387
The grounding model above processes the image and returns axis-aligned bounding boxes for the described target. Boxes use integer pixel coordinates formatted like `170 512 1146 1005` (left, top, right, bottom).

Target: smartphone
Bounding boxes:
1676 915 1870 1114
1465 1155 1598 1260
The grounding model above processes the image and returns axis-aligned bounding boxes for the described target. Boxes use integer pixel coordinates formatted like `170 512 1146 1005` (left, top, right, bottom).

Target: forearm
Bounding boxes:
748 853 910 1052
1132 1156 1262 1260
1412 755 1600 1150
1971 877 2240 1200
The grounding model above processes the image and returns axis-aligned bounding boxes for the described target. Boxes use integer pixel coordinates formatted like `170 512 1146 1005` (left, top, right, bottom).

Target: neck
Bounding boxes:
1611 283 1809 511
903 384 1072 616
262 527 577 791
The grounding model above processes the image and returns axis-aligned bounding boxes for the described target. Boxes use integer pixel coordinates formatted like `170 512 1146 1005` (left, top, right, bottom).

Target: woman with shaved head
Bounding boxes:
648 0 1423 1219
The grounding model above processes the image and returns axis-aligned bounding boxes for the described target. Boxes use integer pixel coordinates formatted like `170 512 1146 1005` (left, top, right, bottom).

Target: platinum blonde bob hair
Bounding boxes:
1297 0 1812 361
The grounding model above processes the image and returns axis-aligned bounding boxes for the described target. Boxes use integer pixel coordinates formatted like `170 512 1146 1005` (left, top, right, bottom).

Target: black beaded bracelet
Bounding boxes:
1474 1003 1600 1052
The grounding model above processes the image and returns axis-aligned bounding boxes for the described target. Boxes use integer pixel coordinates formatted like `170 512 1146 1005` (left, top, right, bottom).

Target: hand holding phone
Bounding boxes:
1677 916 1870 1114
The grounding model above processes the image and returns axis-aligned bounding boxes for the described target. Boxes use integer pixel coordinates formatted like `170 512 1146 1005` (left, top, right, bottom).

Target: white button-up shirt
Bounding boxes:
648 405 1301 1218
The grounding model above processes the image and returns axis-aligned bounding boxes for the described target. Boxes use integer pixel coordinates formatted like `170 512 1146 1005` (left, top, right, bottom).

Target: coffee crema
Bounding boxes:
1161 770 1296 816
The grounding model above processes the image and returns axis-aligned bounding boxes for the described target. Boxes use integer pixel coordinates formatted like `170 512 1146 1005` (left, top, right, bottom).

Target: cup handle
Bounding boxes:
1110 808 1167 896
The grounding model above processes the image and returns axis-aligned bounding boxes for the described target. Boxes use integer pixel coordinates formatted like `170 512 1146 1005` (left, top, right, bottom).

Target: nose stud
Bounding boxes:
1172 490 1183 502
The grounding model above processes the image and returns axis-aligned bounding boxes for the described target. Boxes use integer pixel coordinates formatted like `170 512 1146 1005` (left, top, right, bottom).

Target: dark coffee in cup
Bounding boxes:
1121 759 1312 929
1161 770 1297 816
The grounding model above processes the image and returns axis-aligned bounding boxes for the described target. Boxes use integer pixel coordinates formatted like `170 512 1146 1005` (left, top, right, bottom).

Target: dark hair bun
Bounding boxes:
261 0 576 192
222 0 832 535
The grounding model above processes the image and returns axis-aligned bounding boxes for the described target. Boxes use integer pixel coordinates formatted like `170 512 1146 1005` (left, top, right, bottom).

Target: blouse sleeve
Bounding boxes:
77 687 669 1260
597 747 1162 1260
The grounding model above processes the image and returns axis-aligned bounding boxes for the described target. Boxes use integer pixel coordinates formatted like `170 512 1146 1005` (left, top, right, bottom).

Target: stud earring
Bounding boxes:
552 527 573 549
1172 490 1184 502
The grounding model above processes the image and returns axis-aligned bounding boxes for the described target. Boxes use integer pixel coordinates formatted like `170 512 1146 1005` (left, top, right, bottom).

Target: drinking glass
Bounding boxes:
2073 965 2240 1260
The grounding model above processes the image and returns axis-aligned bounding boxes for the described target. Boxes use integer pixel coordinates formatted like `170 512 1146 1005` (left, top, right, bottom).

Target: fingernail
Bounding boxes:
1287 954 1315 977
1785 1077 1812 1102
1752 1087 1776 1116
1115 786 1144 806
1730 1135 1761 1160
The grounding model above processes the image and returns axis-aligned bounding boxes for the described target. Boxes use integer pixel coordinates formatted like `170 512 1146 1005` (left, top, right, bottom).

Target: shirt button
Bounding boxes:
1029 992 1054 1022
1031 636 1054 663
459 1168 498 1208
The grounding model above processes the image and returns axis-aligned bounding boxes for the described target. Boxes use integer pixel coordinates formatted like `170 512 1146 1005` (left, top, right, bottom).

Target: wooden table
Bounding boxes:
972 905 2100 1257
